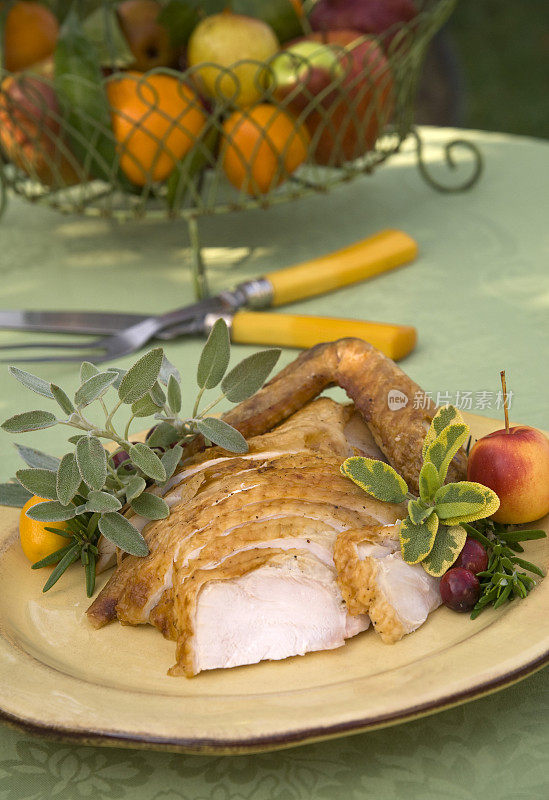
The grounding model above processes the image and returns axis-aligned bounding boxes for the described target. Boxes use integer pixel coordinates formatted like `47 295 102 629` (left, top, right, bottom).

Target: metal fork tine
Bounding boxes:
0 340 105 351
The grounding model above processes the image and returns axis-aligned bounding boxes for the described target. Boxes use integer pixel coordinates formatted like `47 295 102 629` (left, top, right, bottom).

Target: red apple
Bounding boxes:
273 30 393 166
310 0 418 51
467 426 549 524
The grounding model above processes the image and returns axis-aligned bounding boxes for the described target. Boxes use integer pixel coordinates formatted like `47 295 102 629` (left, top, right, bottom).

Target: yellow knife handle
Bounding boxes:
231 311 417 361
263 229 418 307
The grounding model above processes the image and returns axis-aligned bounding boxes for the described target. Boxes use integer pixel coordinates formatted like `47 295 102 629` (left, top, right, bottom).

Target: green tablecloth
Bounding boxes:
0 127 548 798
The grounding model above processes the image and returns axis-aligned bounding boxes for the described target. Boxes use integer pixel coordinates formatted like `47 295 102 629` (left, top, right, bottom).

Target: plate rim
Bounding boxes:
1 411 548 755
1 651 548 755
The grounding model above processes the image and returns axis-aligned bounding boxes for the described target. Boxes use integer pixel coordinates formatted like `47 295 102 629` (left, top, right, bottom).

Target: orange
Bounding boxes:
221 104 310 196
3 2 59 73
106 72 207 186
19 496 69 565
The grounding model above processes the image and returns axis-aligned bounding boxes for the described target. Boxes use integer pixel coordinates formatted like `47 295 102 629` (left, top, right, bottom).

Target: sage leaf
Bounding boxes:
0 482 32 508
418 460 441 504
76 436 107 490
85 490 122 513
106 367 126 389
131 492 170 520
434 481 500 525
146 422 179 449
399 513 439 564
167 374 181 414
340 457 408 503
2 410 57 433
8 366 54 398
408 498 434 526
221 349 281 402
74 371 117 408
98 512 149 556
161 444 183 481
197 318 230 389
131 394 162 418
50 384 75 415
42 544 81 592
149 381 166 407
159 355 181 385
56 453 83 506
422 405 465 458
197 418 248 454
125 474 146 502
25 500 77 522
422 525 467 577
129 443 167 482
423 422 469 483
14 443 60 471
16 468 59 500
118 348 164 404
80 361 99 382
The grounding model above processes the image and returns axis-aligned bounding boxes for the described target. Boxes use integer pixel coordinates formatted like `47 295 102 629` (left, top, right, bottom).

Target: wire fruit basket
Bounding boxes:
0 0 481 297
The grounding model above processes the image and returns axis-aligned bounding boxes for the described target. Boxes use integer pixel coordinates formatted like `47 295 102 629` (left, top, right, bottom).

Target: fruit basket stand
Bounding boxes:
0 0 482 298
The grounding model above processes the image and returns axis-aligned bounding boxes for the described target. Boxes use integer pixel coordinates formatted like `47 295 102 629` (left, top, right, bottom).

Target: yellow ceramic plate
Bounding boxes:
0 413 547 754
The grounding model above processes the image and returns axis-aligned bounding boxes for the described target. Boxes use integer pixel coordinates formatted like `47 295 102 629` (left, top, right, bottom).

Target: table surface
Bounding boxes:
0 127 548 799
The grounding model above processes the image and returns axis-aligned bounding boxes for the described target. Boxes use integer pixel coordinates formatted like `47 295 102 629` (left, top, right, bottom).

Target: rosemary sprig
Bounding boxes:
0 320 280 597
463 519 546 618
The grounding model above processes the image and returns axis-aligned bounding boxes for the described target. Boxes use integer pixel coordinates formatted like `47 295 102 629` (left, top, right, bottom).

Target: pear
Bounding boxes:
188 12 279 107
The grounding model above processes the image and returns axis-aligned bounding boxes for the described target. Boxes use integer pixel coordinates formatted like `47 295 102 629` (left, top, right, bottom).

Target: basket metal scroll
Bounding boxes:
0 0 482 297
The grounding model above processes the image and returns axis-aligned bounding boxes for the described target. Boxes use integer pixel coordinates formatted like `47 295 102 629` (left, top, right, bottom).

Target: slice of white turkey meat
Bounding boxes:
192 554 369 674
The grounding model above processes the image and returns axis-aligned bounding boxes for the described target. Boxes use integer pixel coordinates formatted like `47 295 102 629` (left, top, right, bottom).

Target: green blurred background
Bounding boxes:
418 0 549 139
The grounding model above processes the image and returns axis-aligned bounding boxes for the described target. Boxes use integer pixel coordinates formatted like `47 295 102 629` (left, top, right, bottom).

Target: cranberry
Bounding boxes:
456 537 489 575
440 567 480 613
111 449 130 468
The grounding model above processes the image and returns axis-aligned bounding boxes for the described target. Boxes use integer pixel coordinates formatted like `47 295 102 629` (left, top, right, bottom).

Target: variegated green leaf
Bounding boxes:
424 422 469 483
399 513 439 564
341 457 408 503
408 498 434 526
418 460 440 503
422 405 465 458
422 525 467 577
435 481 500 525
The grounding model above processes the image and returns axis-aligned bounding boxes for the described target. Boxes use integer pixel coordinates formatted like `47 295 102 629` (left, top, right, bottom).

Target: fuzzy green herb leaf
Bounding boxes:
422 525 467 577
98 512 149 556
221 349 281 403
167 374 182 414
124 474 146 502
16 468 59 501
74 371 117 408
8 367 54 398
196 418 248 454
42 544 81 592
418 460 440 504
76 436 107 491
129 443 167 482
424 422 469 483
160 444 183 481
50 384 75 415
340 457 408 503
2 410 57 433
197 318 231 390
399 514 439 564
434 481 500 525
85 490 122 513
80 361 99 382
131 492 170 520
145 422 179 449
25 500 78 522
14 444 60 471
56 453 82 506
118 348 164 404
0 482 33 508
131 394 162 418
408 498 434 526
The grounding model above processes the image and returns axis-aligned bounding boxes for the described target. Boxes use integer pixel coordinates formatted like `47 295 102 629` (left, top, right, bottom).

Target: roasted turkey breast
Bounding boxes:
87 339 465 676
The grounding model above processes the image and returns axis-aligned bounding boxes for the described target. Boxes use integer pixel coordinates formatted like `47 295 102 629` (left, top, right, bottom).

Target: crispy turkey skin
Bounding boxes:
87 339 464 676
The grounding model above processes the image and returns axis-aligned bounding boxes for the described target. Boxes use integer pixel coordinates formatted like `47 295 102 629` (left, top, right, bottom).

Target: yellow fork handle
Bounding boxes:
264 229 418 307
231 311 417 361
